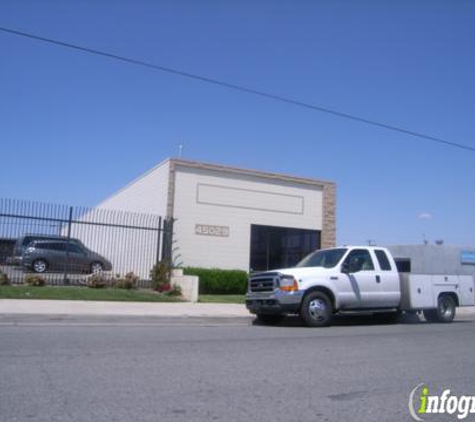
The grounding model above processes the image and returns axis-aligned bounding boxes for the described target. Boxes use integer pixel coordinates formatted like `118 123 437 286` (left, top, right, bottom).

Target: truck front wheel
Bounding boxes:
301 291 333 327
423 294 456 323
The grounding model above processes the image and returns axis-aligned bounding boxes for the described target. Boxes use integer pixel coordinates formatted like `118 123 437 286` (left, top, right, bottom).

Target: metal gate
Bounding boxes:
0 198 173 286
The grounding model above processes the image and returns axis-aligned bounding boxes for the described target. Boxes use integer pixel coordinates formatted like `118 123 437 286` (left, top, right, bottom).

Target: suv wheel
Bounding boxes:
32 259 48 273
90 262 104 274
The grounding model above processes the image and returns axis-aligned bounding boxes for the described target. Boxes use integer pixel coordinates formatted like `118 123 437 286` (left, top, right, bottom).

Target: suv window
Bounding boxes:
14 236 37 253
22 237 36 247
17 236 83 251
35 242 67 251
20 236 56 249
67 244 83 254
375 250 392 271
344 249 375 271
32 241 85 254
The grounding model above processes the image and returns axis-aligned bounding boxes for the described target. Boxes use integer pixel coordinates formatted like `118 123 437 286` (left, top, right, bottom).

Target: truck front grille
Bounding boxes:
249 274 278 293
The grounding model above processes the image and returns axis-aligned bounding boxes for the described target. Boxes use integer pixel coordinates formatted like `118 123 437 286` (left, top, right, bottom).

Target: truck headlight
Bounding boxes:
279 275 298 292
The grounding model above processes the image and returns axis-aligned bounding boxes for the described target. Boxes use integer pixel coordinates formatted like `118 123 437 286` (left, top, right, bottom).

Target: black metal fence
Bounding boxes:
0 198 172 286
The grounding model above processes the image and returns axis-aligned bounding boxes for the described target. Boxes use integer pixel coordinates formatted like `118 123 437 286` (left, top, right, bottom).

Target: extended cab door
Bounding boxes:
372 249 401 307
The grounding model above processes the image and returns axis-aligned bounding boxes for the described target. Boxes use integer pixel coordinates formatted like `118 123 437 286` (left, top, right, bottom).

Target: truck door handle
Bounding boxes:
376 275 381 284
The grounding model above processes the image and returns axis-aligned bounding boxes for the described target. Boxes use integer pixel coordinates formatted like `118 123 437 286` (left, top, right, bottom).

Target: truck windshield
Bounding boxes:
296 248 348 269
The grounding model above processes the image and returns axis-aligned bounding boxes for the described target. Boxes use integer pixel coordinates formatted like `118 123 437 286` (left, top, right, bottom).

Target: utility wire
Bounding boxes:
1 26 474 153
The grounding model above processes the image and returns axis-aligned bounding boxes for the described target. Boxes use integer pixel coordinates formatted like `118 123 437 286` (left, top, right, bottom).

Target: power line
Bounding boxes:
1 25 474 153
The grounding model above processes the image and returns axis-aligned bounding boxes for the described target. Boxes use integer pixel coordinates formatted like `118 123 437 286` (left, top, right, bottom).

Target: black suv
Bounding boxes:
22 240 112 274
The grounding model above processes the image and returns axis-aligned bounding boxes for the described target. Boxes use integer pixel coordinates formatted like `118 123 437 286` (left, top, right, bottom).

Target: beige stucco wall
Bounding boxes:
171 163 330 270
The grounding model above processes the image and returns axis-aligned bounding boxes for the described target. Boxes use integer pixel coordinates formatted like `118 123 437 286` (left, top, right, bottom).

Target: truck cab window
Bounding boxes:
344 249 374 272
375 249 392 271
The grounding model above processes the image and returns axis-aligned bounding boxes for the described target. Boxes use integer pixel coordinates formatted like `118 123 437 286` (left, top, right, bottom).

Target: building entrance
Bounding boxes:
250 224 320 272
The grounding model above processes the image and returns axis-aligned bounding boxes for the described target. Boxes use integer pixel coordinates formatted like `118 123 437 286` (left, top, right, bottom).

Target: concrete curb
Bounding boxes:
1 299 474 319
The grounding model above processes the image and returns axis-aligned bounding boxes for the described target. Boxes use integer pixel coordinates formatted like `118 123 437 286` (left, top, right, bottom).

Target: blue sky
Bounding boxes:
1 1 474 247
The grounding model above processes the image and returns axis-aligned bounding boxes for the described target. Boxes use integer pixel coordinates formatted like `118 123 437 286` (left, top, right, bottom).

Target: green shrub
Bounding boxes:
183 267 248 294
24 274 46 287
0 270 11 286
150 261 171 292
86 273 107 289
114 272 139 290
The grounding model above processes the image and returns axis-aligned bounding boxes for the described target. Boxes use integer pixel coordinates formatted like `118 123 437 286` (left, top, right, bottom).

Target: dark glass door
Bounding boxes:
250 224 320 272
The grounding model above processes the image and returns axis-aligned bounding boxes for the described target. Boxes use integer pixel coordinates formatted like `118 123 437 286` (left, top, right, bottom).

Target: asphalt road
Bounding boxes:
1 315 475 422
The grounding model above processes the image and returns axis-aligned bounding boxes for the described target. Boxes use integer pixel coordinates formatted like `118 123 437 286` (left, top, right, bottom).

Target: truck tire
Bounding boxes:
424 294 456 323
436 294 456 323
255 314 284 325
300 291 333 327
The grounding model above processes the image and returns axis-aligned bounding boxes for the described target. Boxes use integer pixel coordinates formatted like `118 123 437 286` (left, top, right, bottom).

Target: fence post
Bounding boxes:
156 217 162 264
161 218 167 263
63 206 73 285
161 217 175 264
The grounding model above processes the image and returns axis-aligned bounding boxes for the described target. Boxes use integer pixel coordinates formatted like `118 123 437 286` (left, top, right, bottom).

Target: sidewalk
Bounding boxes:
0 299 474 319
0 299 250 318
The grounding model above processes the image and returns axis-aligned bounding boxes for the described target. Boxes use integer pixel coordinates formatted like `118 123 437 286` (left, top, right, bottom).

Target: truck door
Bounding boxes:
341 249 381 308
373 249 401 307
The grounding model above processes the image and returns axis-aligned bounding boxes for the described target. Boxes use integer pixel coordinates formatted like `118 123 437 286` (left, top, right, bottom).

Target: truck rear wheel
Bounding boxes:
300 291 333 327
423 294 456 323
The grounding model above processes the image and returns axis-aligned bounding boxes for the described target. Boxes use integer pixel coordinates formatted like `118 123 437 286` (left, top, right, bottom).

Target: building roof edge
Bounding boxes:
169 158 335 188
95 158 172 207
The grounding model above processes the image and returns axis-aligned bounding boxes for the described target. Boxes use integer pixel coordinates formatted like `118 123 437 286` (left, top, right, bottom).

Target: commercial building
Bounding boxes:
97 159 336 272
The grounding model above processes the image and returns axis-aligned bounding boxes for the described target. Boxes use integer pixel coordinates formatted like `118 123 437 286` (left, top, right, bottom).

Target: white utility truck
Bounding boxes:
246 246 475 327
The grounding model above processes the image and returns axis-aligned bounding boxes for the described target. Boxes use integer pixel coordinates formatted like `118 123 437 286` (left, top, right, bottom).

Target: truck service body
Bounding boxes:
246 246 475 327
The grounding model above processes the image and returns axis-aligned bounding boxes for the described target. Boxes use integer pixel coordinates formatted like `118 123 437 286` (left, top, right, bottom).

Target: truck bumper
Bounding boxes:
246 290 304 315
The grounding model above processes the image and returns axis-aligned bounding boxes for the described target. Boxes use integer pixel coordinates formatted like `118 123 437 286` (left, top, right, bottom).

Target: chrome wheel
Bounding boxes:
301 291 333 327
32 259 47 273
438 295 455 322
308 299 327 322
425 295 456 323
90 262 104 274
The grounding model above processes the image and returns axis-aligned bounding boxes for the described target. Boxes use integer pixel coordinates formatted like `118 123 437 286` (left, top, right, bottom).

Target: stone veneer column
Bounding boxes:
321 182 336 248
